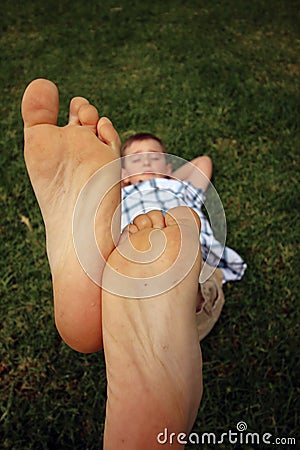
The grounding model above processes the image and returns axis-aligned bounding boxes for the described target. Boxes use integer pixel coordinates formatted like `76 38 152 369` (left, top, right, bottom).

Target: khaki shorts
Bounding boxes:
196 267 225 341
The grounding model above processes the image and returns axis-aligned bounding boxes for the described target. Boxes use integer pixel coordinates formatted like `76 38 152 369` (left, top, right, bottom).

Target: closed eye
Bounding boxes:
132 156 142 163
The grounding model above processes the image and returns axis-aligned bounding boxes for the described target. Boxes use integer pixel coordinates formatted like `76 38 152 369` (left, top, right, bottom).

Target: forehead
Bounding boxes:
124 139 164 154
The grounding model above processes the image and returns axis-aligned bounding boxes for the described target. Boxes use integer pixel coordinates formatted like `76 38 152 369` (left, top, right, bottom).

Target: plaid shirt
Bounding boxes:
122 178 246 283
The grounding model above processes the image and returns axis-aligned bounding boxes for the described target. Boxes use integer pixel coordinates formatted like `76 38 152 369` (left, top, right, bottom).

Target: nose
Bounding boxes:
142 153 151 166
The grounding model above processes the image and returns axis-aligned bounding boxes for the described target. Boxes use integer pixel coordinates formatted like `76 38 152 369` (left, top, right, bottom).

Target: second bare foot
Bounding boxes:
102 207 203 449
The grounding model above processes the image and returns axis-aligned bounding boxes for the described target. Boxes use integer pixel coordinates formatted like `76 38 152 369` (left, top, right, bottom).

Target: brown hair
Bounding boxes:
121 133 167 156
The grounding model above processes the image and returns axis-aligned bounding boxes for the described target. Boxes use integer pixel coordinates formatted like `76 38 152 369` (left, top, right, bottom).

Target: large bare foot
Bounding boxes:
22 79 121 353
102 207 203 450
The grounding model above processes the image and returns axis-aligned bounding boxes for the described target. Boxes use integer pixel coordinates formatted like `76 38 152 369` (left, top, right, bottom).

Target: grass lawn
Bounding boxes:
1 0 299 448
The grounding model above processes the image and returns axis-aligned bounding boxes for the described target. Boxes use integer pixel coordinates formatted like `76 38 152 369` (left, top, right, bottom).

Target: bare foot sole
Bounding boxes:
22 79 121 353
102 207 203 450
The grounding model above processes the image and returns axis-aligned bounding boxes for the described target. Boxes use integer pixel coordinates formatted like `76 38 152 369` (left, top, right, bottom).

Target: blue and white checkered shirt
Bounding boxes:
122 178 246 283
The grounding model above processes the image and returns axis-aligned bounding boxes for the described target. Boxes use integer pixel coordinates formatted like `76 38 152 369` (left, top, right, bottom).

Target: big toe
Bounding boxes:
22 78 59 129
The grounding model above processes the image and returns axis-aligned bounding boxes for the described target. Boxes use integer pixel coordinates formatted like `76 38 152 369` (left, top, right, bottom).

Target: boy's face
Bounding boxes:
122 139 172 185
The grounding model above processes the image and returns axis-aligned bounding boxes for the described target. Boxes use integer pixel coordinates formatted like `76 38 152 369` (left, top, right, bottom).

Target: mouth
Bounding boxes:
137 171 155 176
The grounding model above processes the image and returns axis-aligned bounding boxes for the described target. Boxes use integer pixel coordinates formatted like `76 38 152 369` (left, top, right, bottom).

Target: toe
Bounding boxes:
68 97 90 125
77 103 99 133
133 213 152 230
147 210 165 229
117 223 139 246
128 224 139 234
97 117 121 154
22 79 59 128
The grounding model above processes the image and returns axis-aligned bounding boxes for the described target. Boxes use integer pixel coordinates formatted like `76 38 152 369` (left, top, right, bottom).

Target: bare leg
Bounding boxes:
172 155 212 191
102 207 203 449
22 79 121 353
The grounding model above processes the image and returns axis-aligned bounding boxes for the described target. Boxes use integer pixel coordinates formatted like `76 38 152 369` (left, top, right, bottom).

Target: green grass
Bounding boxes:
1 0 299 448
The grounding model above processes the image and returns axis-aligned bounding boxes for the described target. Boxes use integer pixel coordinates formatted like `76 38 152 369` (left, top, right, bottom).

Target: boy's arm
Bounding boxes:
172 155 212 191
